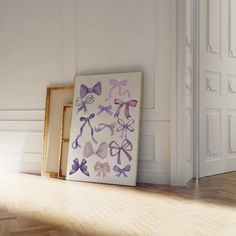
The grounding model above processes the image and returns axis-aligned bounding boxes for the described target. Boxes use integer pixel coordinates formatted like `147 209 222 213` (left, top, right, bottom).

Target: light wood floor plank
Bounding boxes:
0 172 235 235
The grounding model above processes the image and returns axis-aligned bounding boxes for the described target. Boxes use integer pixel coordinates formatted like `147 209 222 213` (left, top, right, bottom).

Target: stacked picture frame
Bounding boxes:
42 72 142 186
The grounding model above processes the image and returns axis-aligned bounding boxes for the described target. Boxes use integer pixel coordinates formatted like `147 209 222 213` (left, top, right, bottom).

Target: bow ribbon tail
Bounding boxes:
121 89 131 97
72 122 86 149
117 151 122 165
124 104 131 119
77 105 85 113
114 104 123 119
121 170 127 178
122 149 132 162
105 85 117 101
97 169 102 177
88 121 97 144
96 109 102 116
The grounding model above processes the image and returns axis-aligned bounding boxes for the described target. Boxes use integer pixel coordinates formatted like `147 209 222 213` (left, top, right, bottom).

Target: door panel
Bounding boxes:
199 0 236 177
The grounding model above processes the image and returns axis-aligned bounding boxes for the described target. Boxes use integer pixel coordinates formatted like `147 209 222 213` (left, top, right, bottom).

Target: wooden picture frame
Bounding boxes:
66 72 142 186
42 86 74 177
58 104 72 179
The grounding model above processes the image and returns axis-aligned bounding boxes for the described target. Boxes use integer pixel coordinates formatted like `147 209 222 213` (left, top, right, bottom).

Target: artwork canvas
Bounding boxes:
66 72 142 186
42 86 74 177
58 104 72 179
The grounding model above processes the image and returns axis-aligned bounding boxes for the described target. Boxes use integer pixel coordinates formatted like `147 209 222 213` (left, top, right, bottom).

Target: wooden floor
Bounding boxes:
0 172 235 236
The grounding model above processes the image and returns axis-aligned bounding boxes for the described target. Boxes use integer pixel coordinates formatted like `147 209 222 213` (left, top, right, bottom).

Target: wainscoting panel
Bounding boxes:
207 0 221 56
206 109 221 160
229 0 236 58
0 110 44 174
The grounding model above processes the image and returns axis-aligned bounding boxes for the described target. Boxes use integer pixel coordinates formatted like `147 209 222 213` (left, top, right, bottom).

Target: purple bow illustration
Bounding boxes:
69 158 89 176
105 79 131 101
116 118 134 138
114 99 138 119
75 95 94 113
72 113 97 149
94 161 110 177
83 141 107 159
94 122 116 136
109 139 133 165
80 81 102 98
97 105 113 116
113 165 131 178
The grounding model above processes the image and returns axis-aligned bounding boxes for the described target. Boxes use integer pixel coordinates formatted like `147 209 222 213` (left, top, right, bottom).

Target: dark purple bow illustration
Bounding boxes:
113 165 131 178
94 122 116 136
75 94 94 113
105 79 131 101
116 118 134 138
94 161 110 177
69 158 89 176
80 82 102 98
109 139 133 165
97 105 113 116
72 113 97 149
114 99 138 119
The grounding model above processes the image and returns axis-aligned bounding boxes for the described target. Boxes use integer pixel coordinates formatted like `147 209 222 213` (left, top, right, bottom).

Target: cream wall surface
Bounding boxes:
0 0 176 184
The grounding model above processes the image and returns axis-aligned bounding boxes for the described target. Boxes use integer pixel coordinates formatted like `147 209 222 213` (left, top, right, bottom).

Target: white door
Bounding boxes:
199 0 236 177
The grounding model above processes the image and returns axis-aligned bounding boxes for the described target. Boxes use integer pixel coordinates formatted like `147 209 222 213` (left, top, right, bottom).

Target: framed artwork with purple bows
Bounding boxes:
66 72 142 186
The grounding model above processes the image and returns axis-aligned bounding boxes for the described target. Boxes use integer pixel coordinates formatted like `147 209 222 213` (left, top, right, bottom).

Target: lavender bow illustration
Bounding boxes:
72 113 97 149
109 139 133 165
94 122 116 136
105 79 131 101
75 95 94 113
80 82 102 98
69 158 89 176
83 141 107 159
94 161 110 177
114 99 138 119
97 105 113 116
116 118 134 138
113 165 131 178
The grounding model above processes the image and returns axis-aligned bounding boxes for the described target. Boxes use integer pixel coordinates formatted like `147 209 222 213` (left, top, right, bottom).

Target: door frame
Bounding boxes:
171 0 199 186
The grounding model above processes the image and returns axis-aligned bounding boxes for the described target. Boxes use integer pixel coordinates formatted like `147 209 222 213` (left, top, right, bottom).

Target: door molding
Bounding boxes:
171 0 198 186
170 0 187 186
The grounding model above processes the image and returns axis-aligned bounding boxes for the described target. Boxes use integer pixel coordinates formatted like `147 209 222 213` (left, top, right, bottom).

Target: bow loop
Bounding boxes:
75 95 94 113
109 139 133 165
113 165 131 177
94 122 116 136
97 105 113 116
116 118 134 138
83 141 107 159
72 113 97 149
114 99 138 119
69 158 89 176
106 79 131 100
94 161 110 177
80 82 102 98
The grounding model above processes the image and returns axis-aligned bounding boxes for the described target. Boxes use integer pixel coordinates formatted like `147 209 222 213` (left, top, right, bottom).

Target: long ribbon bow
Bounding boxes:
94 122 116 136
80 82 102 98
83 141 107 159
105 79 131 101
97 105 113 116
109 139 133 165
75 95 94 113
94 161 110 177
116 118 134 138
114 99 138 119
69 158 89 176
72 113 97 149
113 165 131 178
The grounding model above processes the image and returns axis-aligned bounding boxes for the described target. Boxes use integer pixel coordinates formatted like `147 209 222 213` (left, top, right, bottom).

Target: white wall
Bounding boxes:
0 0 176 184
